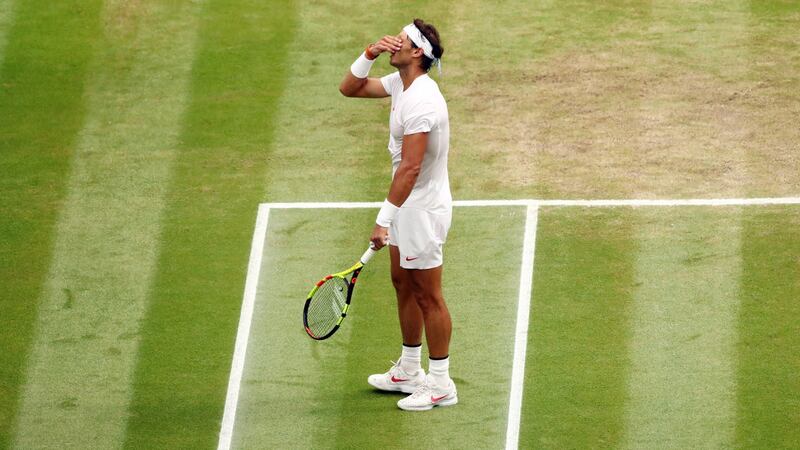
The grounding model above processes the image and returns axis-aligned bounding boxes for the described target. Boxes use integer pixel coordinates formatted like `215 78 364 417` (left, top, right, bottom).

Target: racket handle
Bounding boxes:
361 244 379 264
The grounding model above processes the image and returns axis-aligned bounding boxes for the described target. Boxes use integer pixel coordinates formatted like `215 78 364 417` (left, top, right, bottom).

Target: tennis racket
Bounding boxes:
303 244 378 340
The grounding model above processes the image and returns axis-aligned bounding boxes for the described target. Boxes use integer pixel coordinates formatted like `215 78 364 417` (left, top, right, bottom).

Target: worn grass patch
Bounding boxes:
443 0 799 199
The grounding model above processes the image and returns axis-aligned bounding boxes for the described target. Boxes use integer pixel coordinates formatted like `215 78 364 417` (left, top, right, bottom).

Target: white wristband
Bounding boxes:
350 52 375 79
375 199 400 227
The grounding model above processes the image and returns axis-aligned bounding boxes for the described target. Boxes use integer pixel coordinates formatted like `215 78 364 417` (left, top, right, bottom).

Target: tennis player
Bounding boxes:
339 19 455 411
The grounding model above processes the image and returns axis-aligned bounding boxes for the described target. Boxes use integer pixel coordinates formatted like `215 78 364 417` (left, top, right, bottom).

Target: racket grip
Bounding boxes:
361 244 379 264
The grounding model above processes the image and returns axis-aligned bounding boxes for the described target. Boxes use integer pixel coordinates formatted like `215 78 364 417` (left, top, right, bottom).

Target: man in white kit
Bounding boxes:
338 18 456 411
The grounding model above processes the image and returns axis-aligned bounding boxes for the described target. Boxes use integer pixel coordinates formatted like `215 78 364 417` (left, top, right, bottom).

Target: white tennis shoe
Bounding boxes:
367 360 425 394
397 376 458 411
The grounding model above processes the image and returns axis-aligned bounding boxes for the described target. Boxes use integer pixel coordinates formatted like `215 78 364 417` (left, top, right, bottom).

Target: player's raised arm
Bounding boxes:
339 35 402 98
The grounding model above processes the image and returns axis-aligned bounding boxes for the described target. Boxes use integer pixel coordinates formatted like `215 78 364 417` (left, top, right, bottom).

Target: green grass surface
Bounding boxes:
0 0 15 64
1 0 799 448
521 208 633 448
0 1 103 446
736 207 800 448
122 1 296 448
624 208 744 448
11 1 204 447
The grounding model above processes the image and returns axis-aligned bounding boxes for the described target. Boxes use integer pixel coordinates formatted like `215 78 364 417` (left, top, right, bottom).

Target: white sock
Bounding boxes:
399 344 422 374
428 356 450 388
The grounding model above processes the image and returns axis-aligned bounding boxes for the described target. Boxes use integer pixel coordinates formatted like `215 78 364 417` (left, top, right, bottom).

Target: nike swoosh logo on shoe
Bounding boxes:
391 376 408 383
431 394 448 403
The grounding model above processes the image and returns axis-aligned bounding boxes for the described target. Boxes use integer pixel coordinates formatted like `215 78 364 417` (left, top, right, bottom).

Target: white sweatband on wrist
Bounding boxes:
375 199 400 227
350 52 375 79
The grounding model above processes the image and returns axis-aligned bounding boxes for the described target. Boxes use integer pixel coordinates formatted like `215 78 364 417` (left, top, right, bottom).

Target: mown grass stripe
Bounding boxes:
122 1 297 447
520 208 633 448
0 0 13 65
0 1 104 446
624 208 741 448
11 1 203 447
736 206 800 447
623 2 752 443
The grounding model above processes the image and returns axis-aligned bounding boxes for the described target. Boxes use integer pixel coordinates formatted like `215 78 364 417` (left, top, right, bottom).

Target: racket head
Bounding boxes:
303 272 359 340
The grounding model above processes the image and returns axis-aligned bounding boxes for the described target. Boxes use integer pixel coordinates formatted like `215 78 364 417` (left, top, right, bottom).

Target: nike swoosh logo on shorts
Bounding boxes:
405 256 419 261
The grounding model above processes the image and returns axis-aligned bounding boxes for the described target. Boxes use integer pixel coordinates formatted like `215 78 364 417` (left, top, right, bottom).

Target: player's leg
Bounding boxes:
395 209 457 411
389 244 424 346
407 265 450 358
396 264 457 411
366 247 426 394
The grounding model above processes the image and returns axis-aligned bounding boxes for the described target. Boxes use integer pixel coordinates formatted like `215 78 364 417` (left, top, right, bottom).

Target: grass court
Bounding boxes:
1 0 798 448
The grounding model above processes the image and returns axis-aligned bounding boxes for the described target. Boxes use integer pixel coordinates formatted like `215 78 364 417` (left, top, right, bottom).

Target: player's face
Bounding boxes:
389 31 417 68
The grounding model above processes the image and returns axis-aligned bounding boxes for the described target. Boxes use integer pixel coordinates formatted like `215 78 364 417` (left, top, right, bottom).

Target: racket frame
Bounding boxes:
303 246 376 340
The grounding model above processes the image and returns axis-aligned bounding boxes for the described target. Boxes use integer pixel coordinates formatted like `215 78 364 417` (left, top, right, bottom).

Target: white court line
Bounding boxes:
262 196 800 209
505 204 539 450
220 196 799 449
535 197 800 207
264 201 383 209
218 205 271 450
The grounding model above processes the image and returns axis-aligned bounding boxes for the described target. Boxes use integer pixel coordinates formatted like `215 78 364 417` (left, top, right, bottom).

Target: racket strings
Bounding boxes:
306 277 349 337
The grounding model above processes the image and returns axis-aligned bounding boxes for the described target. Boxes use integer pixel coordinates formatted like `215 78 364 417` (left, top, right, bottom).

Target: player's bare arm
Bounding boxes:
370 132 428 249
339 35 402 98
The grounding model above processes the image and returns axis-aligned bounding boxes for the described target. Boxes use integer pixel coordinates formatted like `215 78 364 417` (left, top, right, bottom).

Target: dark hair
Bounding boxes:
411 18 444 72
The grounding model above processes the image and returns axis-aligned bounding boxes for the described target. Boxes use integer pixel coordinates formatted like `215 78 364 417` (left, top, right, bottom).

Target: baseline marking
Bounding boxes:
262 197 800 209
505 204 539 450
218 205 270 450
535 197 800 207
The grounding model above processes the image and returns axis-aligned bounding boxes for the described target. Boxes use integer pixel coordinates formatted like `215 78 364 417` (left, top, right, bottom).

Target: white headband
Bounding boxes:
403 23 442 74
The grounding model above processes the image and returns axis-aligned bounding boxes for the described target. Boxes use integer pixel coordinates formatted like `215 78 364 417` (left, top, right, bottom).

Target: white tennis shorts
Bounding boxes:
388 207 452 269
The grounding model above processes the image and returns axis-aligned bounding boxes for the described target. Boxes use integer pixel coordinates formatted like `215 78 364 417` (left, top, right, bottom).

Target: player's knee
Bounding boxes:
390 270 406 291
415 293 444 314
